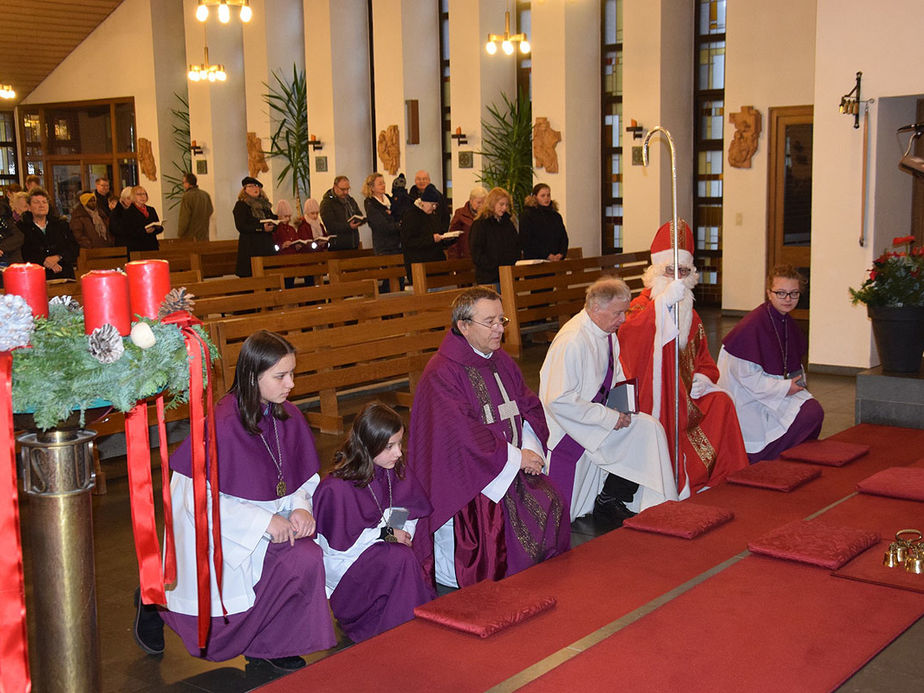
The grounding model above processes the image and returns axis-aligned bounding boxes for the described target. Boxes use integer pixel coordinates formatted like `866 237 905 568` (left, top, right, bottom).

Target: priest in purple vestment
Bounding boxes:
135 330 335 672
315 403 436 642
717 265 824 462
408 287 570 588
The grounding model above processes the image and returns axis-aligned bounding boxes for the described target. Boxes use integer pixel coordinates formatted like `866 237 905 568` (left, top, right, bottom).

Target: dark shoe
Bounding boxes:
246 655 307 671
133 587 165 655
592 493 636 527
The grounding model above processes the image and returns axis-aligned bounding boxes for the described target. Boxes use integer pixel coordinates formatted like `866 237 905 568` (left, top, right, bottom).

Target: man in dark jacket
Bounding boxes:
408 170 450 229
18 188 79 279
319 175 363 250
177 173 214 241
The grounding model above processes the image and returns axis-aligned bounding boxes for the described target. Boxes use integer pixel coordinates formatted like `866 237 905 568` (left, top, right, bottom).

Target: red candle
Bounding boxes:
81 270 131 335
3 263 48 318
125 260 171 320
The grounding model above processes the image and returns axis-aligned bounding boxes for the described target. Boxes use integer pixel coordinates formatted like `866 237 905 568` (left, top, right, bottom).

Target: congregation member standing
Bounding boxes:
469 187 520 287
134 331 335 671
407 170 449 229
113 185 162 253
363 172 401 256
314 403 436 643
233 176 276 277
399 184 454 285
298 198 329 250
177 172 213 241
718 265 824 462
540 277 677 525
0 203 24 266
446 186 487 260
70 192 114 248
320 175 362 250
519 183 569 262
93 177 116 227
108 186 134 249
618 220 748 495
18 188 79 279
408 288 570 589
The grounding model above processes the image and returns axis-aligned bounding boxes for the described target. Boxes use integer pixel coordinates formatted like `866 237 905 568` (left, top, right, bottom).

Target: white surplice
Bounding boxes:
540 309 679 521
165 472 319 617
716 346 814 454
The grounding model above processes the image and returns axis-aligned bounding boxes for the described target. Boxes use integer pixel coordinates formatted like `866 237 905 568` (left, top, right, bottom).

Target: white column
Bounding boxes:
621 0 694 253
531 0 602 255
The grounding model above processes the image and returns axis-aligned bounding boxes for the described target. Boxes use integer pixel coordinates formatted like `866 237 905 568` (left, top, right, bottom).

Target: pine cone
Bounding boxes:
88 324 125 364
158 287 196 319
49 295 81 312
0 294 34 351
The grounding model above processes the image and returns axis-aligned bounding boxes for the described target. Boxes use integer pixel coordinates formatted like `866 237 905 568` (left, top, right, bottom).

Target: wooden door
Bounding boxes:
767 105 813 320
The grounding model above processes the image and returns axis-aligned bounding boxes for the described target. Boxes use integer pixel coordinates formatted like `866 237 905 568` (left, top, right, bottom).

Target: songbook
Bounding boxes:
441 230 463 239
515 259 548 266
144 221 163 232
606 378 639 414
347 214 367 225
259 218 280 225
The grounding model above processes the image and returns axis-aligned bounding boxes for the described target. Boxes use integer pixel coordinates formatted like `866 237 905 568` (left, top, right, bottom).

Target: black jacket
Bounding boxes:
469 213 521 284
233 199 277 277
319 188 361 250
114 204 162 253
400 204 451 282
519 204 569 260
18 211 79 279
364 195 401 255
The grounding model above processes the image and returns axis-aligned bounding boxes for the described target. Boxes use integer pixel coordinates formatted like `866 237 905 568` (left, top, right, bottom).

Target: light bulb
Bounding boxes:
485 40 497 55
217 69 227 81
502 40 514 55
240 2 252 22
188 70 200 82
519 40 530 54
207 71 217 82
195 2 208 22
218 2 230 23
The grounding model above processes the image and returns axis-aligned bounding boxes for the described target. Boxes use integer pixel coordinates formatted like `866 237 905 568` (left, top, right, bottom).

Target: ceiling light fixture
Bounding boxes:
195 0 253 24
187 46 227 83
0 84 15 100
485 10 530 56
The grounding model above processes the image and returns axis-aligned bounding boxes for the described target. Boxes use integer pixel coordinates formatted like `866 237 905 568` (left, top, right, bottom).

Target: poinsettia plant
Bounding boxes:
850 235 924 308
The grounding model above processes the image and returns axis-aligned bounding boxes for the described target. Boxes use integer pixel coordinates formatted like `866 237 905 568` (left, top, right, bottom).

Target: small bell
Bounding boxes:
905 551 924 575
883 543 901 568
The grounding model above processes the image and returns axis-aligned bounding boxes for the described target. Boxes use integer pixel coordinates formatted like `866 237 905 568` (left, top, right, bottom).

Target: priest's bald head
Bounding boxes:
585 277 631 334
451 287 509 355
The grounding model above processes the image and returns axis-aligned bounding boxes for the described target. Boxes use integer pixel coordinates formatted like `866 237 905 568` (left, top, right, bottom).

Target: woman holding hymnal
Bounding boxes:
115 185 163 252
314 403 436 642
296 198 331 251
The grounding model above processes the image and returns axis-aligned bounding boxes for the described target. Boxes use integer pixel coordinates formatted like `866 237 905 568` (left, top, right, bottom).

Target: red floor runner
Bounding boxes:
258 425 924 692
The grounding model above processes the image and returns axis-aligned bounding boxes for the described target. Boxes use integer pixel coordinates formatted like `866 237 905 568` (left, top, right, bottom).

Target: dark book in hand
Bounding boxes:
347 214 367 225
606 378 639 414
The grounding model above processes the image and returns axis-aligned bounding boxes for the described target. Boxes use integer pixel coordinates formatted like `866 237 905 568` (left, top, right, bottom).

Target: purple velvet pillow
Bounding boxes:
622 500 734 539
856 467 924 502
779 439 870 467
727 459 822 492
748 520 880 570
414 580 556 638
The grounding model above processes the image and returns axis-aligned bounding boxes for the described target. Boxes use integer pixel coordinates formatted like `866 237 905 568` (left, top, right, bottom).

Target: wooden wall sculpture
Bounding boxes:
247 132 270 177
533 117 562 174
138 137 157 181
377 125 401 175
728 105 762 169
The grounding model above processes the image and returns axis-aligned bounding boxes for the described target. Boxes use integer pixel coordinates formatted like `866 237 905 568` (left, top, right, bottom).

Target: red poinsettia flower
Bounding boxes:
869 270 878 280
893 235 916 246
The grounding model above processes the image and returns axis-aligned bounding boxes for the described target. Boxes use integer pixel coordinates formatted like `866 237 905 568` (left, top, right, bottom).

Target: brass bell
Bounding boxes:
884 543 901 568
896 542 908 562
906 552 924 575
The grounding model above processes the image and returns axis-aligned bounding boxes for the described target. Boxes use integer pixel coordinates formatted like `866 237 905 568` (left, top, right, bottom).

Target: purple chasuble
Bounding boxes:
314 465 432 551
409 330 569 586
722 301 807 378
170 395 320 499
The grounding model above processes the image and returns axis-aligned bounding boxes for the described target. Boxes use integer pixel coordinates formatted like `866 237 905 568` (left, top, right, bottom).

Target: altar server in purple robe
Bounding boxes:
145 330 335 671
314 403 436 642
717 265 824 463
408 287 570 588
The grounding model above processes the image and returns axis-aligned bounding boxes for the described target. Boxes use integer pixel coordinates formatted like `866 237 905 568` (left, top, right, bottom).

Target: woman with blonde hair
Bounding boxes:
114 185 162 252
469 186 520 286
363 172 401 255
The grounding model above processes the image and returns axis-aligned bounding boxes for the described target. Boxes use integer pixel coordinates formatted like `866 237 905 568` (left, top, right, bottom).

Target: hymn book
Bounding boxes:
606 378 639 414
144 221 163 232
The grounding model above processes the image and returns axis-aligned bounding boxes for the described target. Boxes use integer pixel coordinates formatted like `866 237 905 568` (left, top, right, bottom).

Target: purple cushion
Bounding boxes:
748 520 880 570
622 501 734 539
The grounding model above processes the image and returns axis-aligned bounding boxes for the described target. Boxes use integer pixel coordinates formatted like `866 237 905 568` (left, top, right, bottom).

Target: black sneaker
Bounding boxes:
592 493 637 527
246 655 307 672
133 588 165 655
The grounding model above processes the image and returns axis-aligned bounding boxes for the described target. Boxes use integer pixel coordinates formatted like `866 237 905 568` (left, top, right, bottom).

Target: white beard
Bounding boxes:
645 263 698 350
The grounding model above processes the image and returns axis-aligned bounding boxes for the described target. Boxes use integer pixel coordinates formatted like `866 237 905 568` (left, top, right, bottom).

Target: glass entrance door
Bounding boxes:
51 161 82 218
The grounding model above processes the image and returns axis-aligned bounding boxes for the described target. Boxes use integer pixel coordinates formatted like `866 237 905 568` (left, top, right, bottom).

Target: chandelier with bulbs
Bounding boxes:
485 10 530 55
0 84 15 100
195 0 253 24
188 46 226 83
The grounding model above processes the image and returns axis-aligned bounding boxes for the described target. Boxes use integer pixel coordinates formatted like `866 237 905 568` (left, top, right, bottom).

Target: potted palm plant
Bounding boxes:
264 65 310 215
850 235 924 372
478 90 533 216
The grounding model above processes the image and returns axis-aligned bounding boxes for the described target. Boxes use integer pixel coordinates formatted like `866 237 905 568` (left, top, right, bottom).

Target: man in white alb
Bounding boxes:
540 277 679 524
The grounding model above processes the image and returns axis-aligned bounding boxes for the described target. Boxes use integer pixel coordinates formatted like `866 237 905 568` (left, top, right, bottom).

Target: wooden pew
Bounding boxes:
498 250 651 358
328 253 406 293
185 274 284 300
251 248 372 285
411 258 477 294
211 289 463 433
77 246 128 275
131 247 196 272
193 279 378 321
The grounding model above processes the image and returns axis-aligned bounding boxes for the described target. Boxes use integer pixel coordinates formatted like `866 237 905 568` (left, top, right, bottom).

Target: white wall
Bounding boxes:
722 0 816 311
810 0 924 368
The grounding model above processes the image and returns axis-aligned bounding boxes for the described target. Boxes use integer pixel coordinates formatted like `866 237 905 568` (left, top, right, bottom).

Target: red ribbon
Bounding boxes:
0 352 31 691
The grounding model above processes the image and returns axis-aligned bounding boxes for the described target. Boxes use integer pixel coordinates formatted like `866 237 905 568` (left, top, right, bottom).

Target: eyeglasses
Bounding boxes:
468 316 510 329
770 290 801 300
666 266 692 277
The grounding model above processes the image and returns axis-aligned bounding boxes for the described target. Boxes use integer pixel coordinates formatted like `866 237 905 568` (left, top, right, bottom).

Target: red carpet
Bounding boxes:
258 425 924 692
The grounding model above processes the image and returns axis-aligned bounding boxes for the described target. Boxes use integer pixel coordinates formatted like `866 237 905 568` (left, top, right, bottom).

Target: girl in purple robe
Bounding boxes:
314 403 436 642
137 330 335 671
